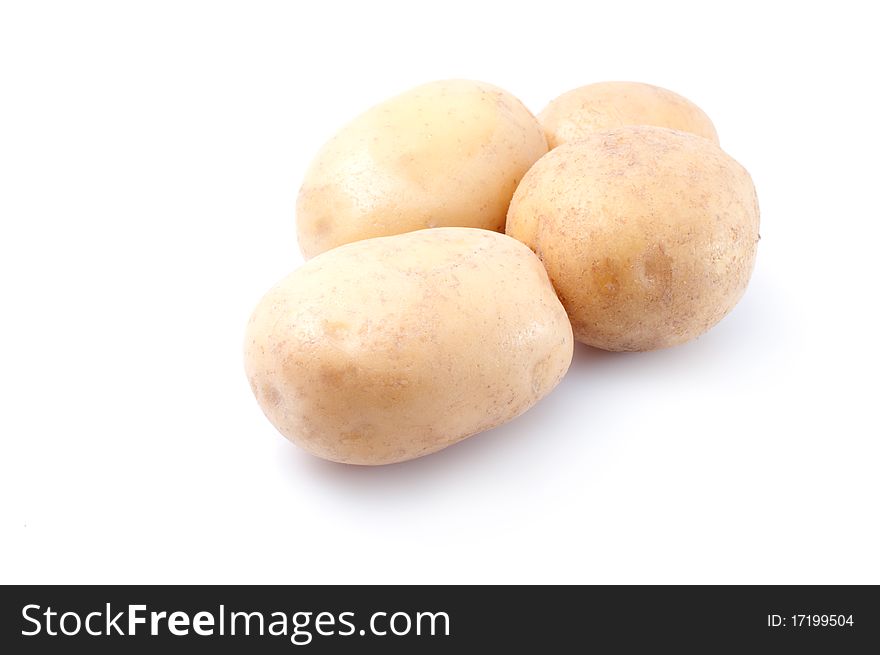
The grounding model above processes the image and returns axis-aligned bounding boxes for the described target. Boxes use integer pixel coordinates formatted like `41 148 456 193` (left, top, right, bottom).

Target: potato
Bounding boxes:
244 228 573 464
506 126 759 351
296 80 548 259
539 81 718 149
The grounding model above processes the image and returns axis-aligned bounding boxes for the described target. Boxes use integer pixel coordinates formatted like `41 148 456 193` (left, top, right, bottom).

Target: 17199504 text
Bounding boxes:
767 614 854 628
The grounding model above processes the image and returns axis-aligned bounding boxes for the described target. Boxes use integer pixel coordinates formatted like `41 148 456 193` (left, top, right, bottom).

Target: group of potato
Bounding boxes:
245 80 760 465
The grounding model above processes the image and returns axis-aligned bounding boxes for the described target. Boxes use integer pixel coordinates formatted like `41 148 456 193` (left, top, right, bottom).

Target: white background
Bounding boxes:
2 0 878 584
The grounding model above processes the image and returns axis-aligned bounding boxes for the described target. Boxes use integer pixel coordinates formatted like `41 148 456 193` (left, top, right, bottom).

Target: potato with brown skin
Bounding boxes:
539 81 719 149
244 228 573 465
296 80 548 259
506 126 759 351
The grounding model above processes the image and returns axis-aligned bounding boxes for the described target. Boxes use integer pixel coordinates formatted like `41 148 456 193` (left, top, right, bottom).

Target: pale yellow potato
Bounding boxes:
539 81 719 149
244 228 573 465
506 126 759 351
296 80 548 259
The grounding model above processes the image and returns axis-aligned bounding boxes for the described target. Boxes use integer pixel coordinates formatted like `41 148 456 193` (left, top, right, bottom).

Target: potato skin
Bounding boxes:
296 80 548 259
506 126 759 351
539 81 719 149
244 228 573 465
